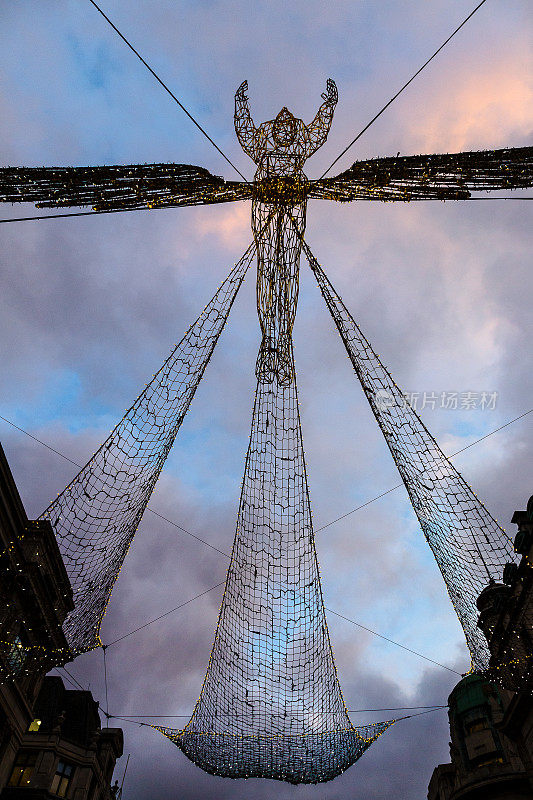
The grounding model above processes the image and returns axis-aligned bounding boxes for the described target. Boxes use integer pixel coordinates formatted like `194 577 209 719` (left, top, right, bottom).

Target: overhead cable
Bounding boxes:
321 0 489 178
1 196 531 225
87 0 247 181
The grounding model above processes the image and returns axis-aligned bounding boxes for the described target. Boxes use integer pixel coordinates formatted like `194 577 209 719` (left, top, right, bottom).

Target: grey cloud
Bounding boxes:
1 0 532 797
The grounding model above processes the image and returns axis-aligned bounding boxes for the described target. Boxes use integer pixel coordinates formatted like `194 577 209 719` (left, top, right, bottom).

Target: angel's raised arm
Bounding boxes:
306 79 338 157
234 81 261 163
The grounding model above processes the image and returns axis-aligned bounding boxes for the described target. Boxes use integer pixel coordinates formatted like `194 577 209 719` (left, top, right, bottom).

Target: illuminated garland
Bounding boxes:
0 636 71 682
0 519 74 681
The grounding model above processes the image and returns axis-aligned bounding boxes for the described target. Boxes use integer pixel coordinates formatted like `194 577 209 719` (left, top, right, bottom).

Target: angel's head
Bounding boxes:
272 107 297 147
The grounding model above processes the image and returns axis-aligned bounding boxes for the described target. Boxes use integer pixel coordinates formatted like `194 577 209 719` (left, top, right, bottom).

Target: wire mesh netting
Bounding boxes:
158 720 393 784
303 240 516 672
309 145 533 202
162 336 394 782
0 163 251 210
36 244 256 655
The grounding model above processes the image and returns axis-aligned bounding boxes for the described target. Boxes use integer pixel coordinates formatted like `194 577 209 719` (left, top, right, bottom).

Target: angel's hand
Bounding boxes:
235 80 249 102
321 78 338 107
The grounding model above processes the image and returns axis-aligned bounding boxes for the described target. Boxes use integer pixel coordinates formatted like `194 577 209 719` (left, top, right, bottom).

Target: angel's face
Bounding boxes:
272 108 297 147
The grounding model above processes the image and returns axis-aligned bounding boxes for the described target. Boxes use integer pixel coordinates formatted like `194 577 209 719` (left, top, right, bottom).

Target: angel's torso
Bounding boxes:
253 120 311 181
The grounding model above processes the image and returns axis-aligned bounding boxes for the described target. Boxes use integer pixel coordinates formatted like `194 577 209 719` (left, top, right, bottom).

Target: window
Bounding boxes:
476 756 504 768
466 720 488 734
8 751 37 787
50 761 74 798
6 634 29 675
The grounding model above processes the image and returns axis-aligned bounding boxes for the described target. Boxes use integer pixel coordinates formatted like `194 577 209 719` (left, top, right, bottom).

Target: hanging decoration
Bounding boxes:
38 244 255 655
302 239 515 673
0 76 531 781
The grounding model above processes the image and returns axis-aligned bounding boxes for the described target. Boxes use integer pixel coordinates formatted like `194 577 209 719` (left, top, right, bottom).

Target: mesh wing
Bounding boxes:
301 239 516 672
309 145 533 202
32 243 256 657
171 337 395 783
0 163 251 210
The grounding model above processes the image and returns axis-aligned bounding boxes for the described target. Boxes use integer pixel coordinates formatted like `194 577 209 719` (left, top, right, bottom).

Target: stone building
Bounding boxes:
476 494 533 696
427 673 531 800
0 442 123 798
428 495 533 800
2 676 123 799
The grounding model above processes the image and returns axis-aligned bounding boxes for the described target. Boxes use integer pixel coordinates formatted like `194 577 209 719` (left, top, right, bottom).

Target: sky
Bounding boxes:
1 0 532 797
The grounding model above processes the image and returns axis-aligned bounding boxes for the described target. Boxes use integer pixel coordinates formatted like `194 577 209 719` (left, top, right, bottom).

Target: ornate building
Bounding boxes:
428 495 533 800
427 673 531 800
0 443 123 798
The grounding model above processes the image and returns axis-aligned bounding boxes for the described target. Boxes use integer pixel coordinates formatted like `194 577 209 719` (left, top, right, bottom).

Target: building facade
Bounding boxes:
476 495 533 695
428 495 533 800
2 676 123 800
0 443 123 798
428 674 531 800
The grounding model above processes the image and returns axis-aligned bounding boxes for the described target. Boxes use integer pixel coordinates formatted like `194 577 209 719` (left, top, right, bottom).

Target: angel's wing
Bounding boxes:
0 163 252 210
309 146 533 202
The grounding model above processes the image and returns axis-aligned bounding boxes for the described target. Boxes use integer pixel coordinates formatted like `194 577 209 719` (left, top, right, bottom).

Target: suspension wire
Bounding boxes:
108 705 447 719
56 667 111 738
320 0 489 178
103 574 461 675
103 705 448 730
0 415 82 467
1 196 531 226
102 646 110 728
0 207 160 225
1 406 530 548
325 608 461 675
0 407 530 670
104 582 226 647
55 669 80 692
0 413 229 557
144 508 229 559
467 197 533 201
86 0 247 182
61 665 88 691
315 407 533 533
55 664 110 738
394 706 448 722
50 665 88 692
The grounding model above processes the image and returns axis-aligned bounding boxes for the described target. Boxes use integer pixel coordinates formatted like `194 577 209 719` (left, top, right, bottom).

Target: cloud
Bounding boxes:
405 51 533 153
192 201 250 250
1 1 532 798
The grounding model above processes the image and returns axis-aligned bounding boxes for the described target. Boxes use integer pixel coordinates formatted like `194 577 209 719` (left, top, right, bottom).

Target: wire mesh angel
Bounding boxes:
234 78 338 385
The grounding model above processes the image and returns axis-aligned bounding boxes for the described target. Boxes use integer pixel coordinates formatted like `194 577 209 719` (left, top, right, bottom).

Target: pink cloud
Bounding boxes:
406 52 533 152
194 202 251 250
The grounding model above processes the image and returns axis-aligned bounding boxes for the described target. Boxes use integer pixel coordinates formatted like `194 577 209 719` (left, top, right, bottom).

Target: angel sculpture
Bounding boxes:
0 82 532 784
1 78 530 392
235 78 337 383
